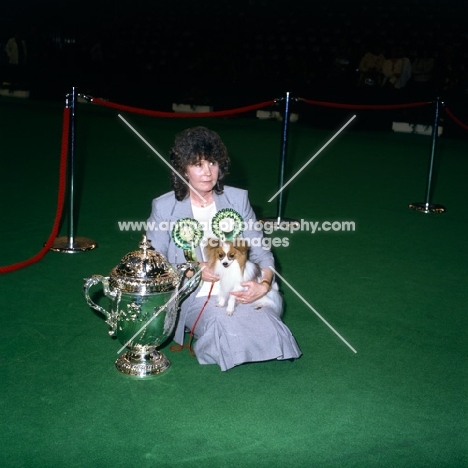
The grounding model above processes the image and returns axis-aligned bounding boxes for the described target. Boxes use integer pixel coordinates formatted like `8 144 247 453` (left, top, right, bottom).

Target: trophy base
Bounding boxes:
115 348 171 377
49 236 98 253
409 202 446 214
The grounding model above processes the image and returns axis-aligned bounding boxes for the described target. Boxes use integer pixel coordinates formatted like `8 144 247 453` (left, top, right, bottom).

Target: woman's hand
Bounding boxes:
230 280 270 304
198 262 219 283
231 267 273 304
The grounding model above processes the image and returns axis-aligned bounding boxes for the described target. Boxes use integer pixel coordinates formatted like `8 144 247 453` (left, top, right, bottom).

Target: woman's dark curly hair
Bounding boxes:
169 126 230 201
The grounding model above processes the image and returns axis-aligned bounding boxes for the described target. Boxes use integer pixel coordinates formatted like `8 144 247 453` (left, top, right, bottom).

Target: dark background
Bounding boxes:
1 0 467 111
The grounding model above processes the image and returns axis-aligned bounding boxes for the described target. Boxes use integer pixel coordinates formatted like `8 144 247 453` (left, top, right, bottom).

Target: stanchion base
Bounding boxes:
259 217 300 231
49 236 98 253
409 203 446 214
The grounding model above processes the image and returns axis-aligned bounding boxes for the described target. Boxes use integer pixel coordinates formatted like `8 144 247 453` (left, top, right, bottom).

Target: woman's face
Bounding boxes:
185 159 219 194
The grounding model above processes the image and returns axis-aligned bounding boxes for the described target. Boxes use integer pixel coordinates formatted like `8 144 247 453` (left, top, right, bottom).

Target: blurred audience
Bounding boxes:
1 2 466 104
412 49 435 85
381 47 412 90
5 31 27 66
357 44 386 87
4 31 27 88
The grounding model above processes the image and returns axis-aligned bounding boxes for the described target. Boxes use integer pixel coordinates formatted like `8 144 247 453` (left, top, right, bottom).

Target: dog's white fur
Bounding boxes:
204 239 282 315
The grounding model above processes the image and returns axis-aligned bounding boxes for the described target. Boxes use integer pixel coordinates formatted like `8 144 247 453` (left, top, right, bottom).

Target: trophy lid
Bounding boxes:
108 235 180 293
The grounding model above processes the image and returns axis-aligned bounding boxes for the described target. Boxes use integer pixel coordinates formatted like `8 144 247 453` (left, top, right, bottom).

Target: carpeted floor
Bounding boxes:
1 96 467 467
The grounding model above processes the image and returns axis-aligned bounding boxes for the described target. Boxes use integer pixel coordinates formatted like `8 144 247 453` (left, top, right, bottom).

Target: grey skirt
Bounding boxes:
183 296 302 371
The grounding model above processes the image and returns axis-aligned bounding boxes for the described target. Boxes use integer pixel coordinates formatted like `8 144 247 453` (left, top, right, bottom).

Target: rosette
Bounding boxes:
171 218 204 261
211 208 244 241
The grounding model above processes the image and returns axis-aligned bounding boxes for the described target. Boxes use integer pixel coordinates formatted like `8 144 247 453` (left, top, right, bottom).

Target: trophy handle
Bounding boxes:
83 275 120 335
176 262 201 303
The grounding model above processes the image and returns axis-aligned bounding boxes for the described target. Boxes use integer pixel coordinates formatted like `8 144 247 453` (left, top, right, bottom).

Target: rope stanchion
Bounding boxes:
260 92 299 230
409 97 446 214
50 88 97 253
0 107 70 274
89 97 276 118
300 95 451 214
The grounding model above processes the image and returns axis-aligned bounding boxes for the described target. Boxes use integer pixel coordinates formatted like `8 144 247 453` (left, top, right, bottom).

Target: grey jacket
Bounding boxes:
146 185 274 343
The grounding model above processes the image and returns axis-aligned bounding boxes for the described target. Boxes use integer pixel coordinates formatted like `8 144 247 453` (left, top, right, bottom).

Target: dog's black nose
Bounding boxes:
222 262 229 267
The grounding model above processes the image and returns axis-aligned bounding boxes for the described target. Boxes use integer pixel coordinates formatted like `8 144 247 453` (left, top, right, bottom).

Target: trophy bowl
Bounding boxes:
83 235 199 377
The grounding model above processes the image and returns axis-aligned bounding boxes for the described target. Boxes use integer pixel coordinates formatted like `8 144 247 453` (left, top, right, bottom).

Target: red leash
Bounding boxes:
170 281 215 356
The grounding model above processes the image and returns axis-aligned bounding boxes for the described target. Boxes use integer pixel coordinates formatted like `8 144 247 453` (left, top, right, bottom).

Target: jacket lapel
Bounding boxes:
170 197 193 220
170 190 235 262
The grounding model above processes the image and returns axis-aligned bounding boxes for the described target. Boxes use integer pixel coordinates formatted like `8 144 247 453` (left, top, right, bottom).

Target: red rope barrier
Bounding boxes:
0 107 70 274
444 107 468 131
91 98 276 118
299 97 431 110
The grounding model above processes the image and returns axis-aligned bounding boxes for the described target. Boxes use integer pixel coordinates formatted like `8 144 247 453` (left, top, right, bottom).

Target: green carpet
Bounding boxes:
1 97 467 467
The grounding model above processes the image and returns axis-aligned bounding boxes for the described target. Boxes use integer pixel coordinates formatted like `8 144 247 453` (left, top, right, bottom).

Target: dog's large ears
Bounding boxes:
205 238 221 251
233 238 249 253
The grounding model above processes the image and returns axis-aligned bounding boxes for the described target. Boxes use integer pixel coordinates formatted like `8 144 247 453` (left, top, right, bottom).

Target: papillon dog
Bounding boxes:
204 239 282 315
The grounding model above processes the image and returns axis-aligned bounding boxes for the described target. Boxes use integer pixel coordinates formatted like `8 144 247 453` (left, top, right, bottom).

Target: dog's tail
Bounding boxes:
243 261 262 282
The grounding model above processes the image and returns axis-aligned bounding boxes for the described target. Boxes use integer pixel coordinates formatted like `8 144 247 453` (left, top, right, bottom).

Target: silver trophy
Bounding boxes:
83 235 200 377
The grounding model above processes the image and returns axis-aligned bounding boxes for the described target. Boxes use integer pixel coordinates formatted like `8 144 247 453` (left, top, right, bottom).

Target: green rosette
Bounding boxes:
171 218 204 262
211 208 244 241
